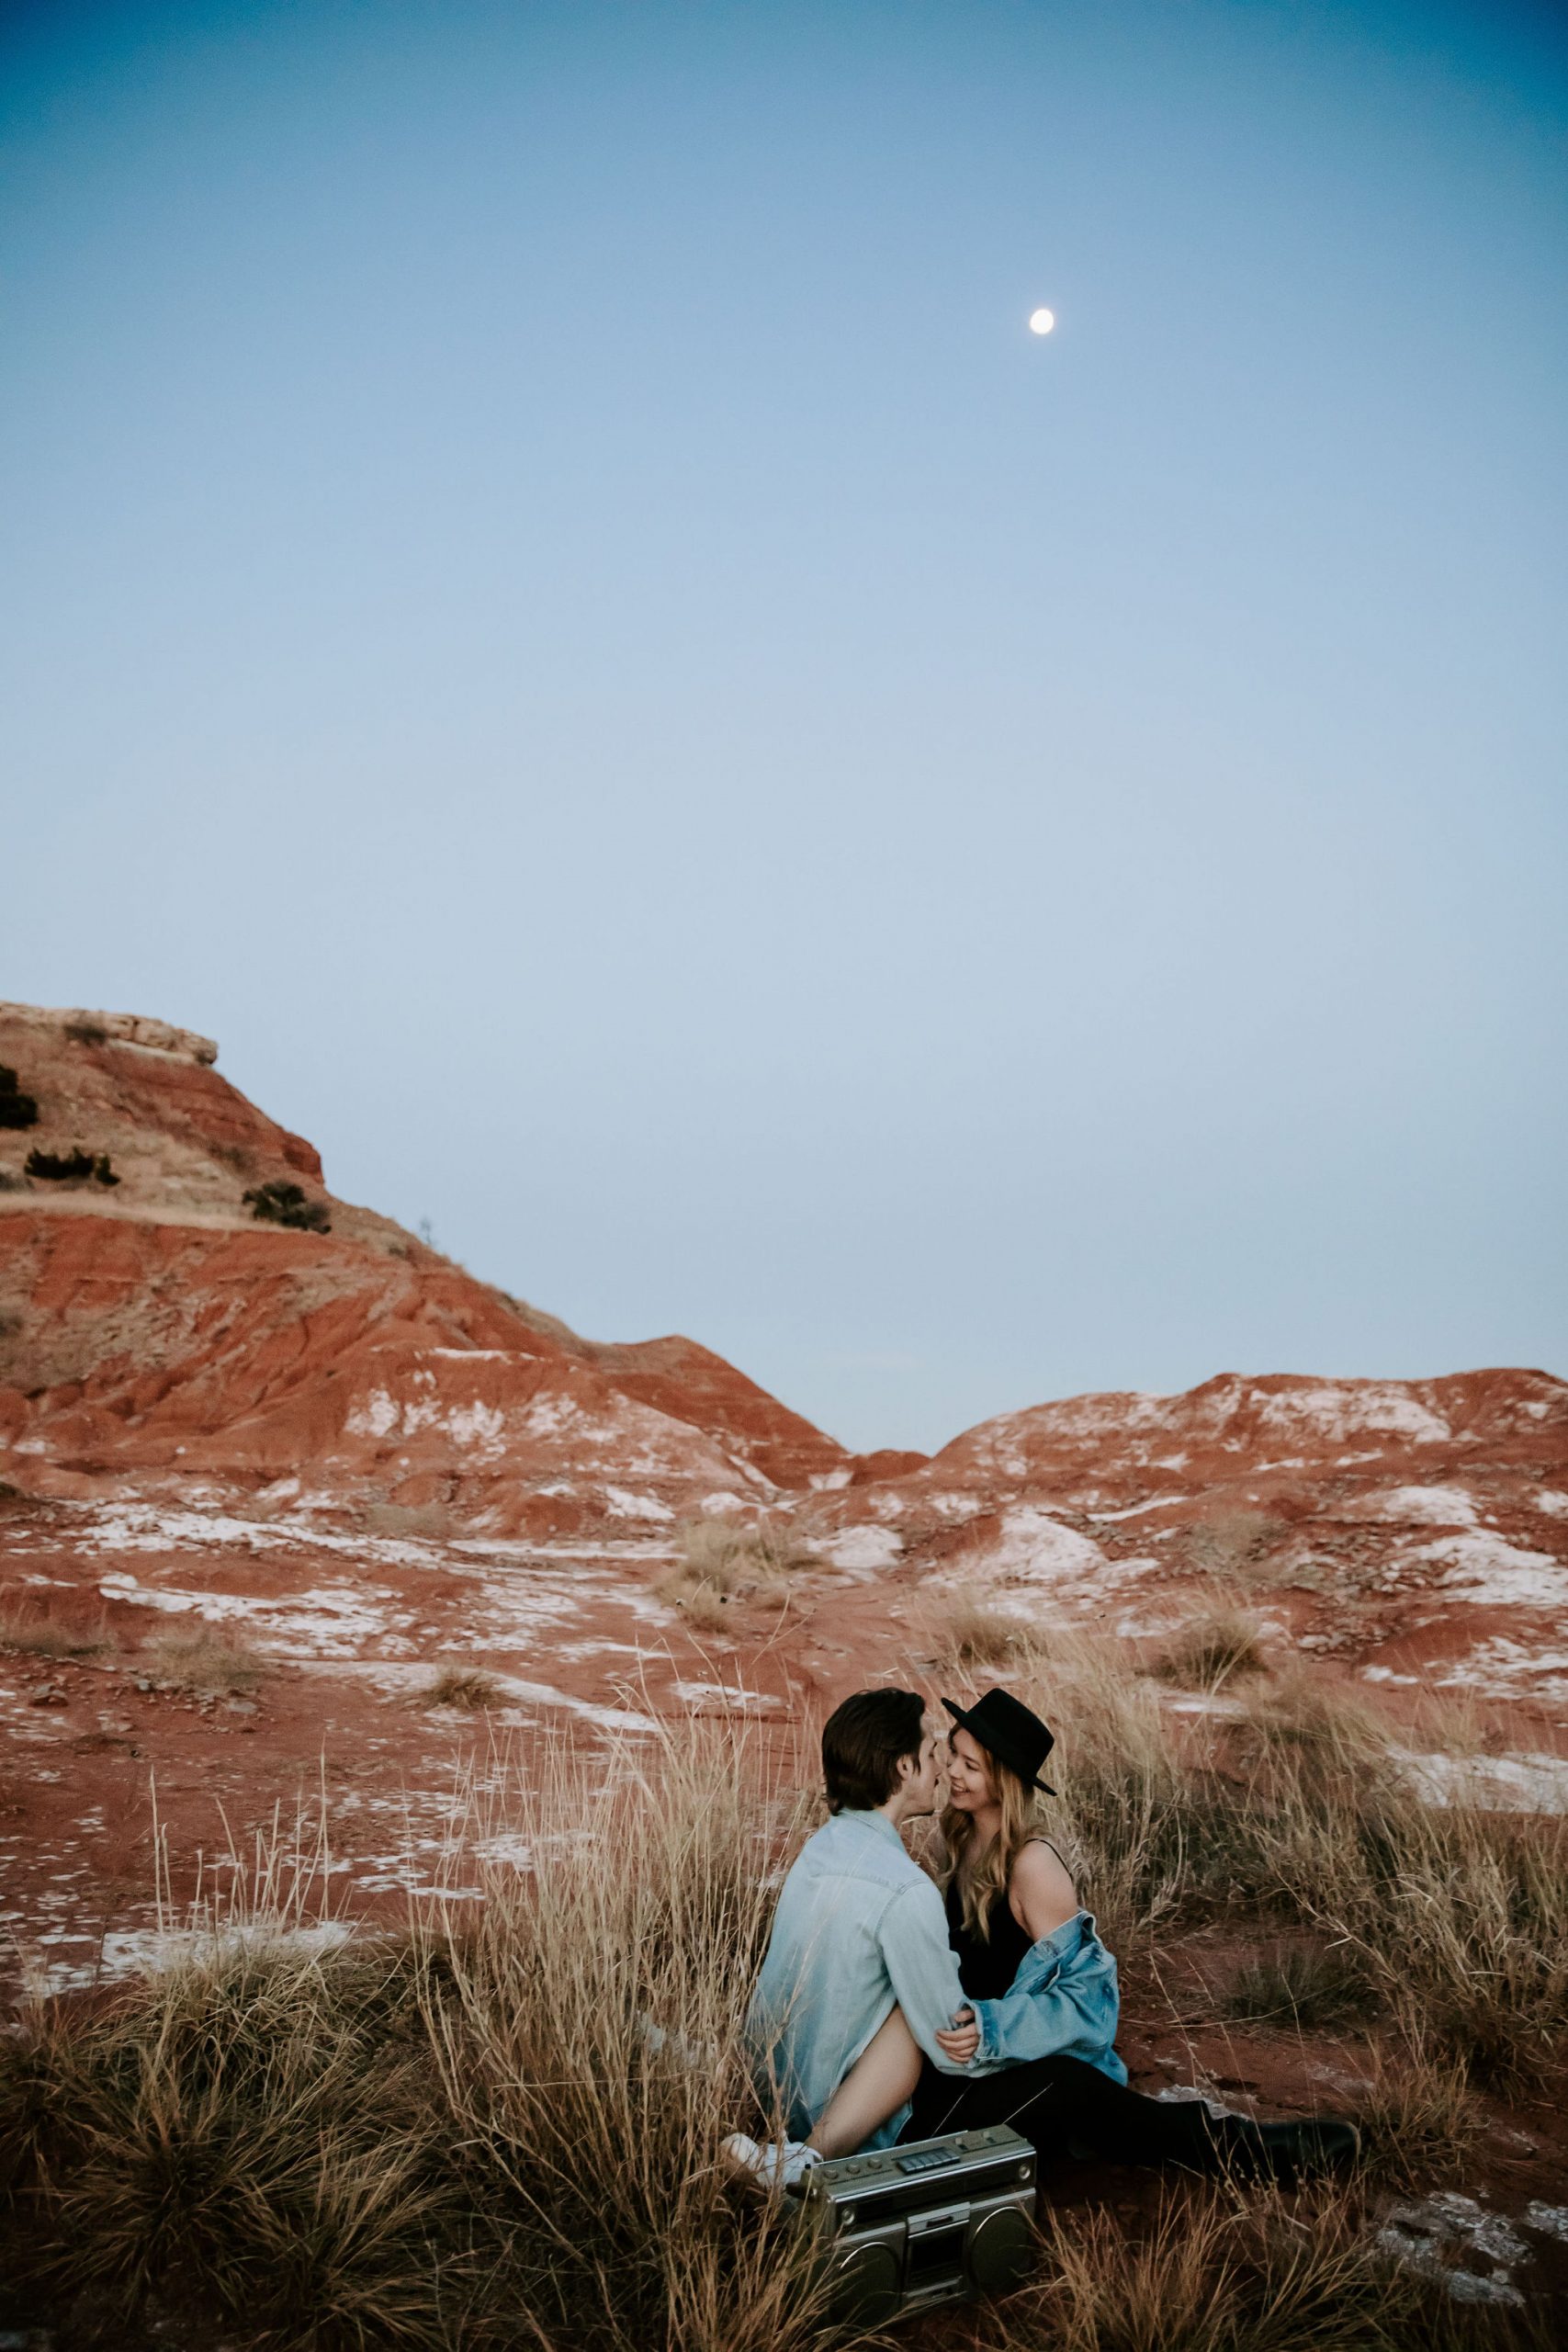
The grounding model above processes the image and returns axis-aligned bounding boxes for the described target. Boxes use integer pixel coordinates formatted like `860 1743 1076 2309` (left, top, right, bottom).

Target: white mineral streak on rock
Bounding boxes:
1393 1747 1568 1815
1377 2193 1527 2306
346 1390 400 1438
1255 1385 1451 1443
826 1524 905 1570
27 1918 352 1997
671 1679 781 1714
977 1506 1107 1588
96 1571 392 1655
929 1493 985 1521
79 1500 450 1570
1432 1636 1568 1701
492 1679 659 1733
1086 1494 1190 1521
1416 1530 1568 1610
602 1487 676 1521
1365 1486 1480 1525
470 1834 534 1871
523 1395 576 1438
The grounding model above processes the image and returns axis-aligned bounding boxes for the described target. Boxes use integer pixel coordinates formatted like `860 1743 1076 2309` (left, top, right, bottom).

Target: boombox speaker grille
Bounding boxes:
967 2200 1034 2291
829 2240 902 2326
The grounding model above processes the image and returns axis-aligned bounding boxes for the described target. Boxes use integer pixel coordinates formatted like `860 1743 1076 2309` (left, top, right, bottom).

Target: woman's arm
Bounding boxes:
1008 1841 1079 1941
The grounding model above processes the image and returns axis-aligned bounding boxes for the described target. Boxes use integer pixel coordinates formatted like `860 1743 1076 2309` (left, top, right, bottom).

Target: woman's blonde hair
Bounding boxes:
940 1745 1048 1941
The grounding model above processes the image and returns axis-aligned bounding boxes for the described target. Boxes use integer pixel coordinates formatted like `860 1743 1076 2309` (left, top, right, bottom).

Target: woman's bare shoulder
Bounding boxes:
1007 1838 1079 1939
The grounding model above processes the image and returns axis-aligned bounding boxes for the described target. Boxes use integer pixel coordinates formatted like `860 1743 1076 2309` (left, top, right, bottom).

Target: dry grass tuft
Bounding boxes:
0 1605 112 1660
0 1729 834 2352
1353 2024 1482 2191
1007 2180 1510 2352
424 1666 503 1710
653 1516 818 1623
931 1585 1031 1666
142 1629 265 1696
1223 1940 1379 2030
1151 1605 1270 1690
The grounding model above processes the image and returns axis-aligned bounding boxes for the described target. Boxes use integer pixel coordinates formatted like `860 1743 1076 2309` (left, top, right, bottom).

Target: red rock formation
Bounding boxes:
802 1368 1568 1709
0 1002 851 1526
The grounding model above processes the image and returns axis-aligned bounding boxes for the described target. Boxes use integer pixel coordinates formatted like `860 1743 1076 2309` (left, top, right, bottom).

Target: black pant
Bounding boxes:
902 2053 1224 2172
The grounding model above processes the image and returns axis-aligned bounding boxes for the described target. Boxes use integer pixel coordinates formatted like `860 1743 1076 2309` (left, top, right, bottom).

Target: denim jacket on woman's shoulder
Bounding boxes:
968 1907 1128 2085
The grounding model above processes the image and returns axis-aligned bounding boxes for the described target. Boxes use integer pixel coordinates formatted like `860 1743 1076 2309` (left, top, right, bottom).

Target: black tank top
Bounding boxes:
944 1871 1034 2000
945 1838 1072 1998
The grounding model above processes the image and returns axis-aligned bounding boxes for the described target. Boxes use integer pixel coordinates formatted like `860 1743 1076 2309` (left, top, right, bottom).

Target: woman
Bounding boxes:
806 1686 1357 2182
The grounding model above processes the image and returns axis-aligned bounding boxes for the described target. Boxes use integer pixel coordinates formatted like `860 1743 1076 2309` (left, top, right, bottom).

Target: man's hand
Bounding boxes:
933 2007 979 2064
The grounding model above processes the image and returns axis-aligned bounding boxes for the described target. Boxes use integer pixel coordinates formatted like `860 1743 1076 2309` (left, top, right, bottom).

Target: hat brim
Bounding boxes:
942 1694 1056 1795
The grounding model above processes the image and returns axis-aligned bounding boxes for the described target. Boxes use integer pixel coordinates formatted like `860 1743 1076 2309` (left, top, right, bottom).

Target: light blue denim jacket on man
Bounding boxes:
746 1808 1123 2150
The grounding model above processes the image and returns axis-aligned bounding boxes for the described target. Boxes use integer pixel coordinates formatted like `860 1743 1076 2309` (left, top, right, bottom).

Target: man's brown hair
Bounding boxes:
821 1687 926 1814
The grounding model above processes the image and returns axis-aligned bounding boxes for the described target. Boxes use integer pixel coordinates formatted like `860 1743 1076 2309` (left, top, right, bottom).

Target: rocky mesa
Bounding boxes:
1 999 1565 2002
0 999 852 1537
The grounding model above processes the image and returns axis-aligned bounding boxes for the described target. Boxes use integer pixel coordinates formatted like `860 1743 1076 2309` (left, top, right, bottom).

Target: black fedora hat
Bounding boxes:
942 1686 1057 1794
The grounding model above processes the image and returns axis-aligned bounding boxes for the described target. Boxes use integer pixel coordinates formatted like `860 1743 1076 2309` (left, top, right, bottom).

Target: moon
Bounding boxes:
1029 308 1055 335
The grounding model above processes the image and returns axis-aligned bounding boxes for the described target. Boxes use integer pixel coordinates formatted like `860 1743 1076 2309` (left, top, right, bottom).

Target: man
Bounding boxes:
727 1687 987 2188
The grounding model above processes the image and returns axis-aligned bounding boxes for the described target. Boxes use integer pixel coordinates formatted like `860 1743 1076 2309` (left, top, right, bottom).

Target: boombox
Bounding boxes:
792 2124 1037 2324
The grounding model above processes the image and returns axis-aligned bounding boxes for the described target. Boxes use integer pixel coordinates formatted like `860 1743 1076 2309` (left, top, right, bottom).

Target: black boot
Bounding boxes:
1213 2115 1361 2184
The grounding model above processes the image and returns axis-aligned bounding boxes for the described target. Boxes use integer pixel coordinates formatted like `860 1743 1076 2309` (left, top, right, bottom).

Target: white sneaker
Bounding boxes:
722 2132 822 2193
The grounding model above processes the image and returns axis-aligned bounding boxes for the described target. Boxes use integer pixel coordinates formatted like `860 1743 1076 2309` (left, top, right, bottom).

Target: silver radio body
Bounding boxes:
792 2124 1037 2324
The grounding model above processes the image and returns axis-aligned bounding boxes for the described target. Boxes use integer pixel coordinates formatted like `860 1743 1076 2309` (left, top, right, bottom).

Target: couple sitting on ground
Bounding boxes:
728 1684 1358 2190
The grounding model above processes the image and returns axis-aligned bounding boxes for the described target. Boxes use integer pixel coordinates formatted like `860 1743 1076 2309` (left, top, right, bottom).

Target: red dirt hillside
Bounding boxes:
0 1001 851 1530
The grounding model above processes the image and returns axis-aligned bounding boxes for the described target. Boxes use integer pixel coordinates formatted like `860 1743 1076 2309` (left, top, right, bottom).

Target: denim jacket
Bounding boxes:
969 1907 1127 2085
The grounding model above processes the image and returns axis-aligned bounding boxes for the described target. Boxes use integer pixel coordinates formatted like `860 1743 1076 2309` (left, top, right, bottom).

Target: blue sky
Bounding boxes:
3 0 1564 1452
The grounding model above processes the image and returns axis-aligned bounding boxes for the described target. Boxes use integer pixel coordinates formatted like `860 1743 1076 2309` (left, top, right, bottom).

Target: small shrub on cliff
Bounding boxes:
243 1179 331 1234
0 1067 39 1130
25 1146 118 1185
